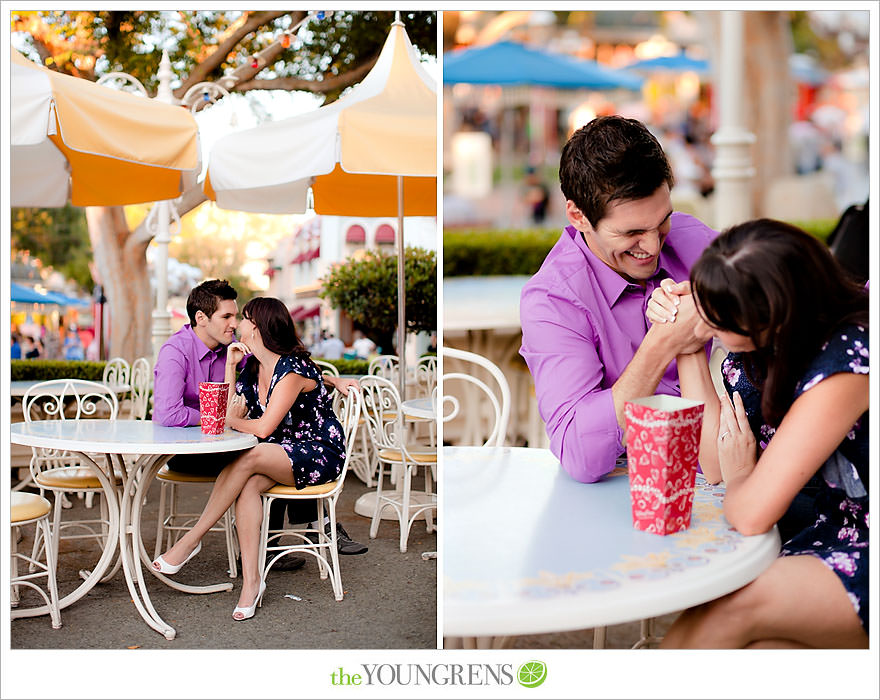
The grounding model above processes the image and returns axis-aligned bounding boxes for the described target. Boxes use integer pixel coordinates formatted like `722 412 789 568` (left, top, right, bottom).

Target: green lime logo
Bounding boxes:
517 660 547 688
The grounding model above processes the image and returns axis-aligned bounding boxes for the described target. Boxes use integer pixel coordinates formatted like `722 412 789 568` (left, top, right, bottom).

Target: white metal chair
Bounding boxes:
127 356 152 420
22 379 120 582
257 388 362 601
11 492 61 629
360 375 437 553
414 354 437 398
313 358 340 378
102 357 131 405
368 354 400 383
441 347 511 447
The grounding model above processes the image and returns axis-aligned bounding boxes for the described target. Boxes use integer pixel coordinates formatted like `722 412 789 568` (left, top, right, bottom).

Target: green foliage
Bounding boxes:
11 205 93 291
443 220 840 277
11 360 107 381
789 218 838 244
312 357 369 376
319 247 437 349
443 228 560 277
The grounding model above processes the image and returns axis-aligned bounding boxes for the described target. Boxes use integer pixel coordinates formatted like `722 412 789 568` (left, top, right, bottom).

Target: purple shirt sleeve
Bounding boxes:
153 341 201 427
520 286 623 483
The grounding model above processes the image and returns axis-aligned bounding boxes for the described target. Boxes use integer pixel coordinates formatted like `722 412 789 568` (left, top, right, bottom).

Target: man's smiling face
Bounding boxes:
569 184 673 285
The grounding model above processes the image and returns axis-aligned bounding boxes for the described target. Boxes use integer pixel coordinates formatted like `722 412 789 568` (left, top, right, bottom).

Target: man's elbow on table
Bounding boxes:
553 432 621 484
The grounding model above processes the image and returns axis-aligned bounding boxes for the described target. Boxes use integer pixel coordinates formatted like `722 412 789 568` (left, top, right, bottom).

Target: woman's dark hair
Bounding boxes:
559 115 674 227
242 297 309 358
690 218 869 426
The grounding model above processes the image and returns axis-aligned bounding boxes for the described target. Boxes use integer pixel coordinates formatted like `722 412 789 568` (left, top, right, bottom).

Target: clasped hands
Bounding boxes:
645 278 713 355
648 279 757 480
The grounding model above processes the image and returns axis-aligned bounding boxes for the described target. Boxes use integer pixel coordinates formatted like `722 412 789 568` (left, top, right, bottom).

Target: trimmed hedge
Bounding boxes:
312 357 370 376
12 358 374 381
443 219 840 277
11 359 108 381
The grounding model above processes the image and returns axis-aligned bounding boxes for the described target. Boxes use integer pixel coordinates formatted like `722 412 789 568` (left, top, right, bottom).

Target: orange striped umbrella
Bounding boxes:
11 48 199 207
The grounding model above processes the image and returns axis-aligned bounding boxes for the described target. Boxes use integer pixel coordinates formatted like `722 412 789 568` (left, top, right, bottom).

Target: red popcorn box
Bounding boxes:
624 395 704 535
199 382 229 435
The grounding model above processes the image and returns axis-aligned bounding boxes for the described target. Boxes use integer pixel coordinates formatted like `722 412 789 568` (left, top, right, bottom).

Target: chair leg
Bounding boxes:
369 463 388 540
326 500 344 601
593 626 606 649
399 462 412 553
224 503 237 578
154 482 168 559
41 517 62 629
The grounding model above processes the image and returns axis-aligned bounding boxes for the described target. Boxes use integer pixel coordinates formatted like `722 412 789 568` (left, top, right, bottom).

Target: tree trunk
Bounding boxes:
743 11 795 217
701 10 794 218
85 206 153 363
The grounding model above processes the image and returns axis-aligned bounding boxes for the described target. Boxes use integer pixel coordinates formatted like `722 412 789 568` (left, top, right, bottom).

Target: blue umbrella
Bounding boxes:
444 41 643 90
11 282 63 305
625 52 710 75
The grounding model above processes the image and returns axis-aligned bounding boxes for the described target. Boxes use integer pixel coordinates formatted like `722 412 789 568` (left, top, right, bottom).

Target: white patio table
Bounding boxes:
443 446 781 649
10 419 256 640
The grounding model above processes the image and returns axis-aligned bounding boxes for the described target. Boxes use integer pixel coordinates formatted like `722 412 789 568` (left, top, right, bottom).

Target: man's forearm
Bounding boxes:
611 325 677 437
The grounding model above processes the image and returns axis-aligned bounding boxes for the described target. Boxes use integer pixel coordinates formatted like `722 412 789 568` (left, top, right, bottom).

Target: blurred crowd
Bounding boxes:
11 320 96 361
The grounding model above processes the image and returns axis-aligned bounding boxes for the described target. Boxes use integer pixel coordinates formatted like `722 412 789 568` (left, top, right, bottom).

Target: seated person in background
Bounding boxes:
651 219 868 649
519 115 719 484
153 280 366 569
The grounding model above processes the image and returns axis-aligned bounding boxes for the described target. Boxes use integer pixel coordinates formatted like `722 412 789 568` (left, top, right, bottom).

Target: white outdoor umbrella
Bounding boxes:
11 48 200 207
206 17 437 396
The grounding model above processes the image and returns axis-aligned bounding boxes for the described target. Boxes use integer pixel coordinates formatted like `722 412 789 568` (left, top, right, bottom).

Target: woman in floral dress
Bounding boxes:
153 296 347 621
648 219 868 648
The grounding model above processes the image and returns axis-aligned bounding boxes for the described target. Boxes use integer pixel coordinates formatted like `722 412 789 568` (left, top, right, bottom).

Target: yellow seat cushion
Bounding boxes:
156 466 219 483
35 467 120 489
11 492 52 523
377 448 437 464
263 479 340 497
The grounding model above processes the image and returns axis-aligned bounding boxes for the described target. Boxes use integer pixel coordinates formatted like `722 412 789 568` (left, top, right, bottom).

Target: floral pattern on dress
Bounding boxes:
722 324 869 632
236 353 345 489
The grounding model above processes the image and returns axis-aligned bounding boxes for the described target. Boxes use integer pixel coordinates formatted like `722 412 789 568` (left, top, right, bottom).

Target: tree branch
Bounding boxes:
233 56 377 95
177 10 297 95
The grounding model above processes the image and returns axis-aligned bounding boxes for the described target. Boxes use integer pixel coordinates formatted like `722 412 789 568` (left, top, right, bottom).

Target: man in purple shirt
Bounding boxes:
520 117 718 483
154 279 367 557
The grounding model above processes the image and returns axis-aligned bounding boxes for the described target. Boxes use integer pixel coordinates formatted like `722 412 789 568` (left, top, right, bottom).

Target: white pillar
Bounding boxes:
151 50 175 361
710 11 755 231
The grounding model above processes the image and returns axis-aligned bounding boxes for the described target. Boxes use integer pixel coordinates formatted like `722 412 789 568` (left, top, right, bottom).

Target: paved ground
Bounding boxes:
11 474 437 650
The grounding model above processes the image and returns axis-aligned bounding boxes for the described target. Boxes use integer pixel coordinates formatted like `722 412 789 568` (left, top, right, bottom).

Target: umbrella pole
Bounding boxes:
396 175 407 400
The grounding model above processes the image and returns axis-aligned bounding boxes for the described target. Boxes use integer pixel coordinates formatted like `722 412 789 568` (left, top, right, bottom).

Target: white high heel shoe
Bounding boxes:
152 542 202 575
233 580 267 621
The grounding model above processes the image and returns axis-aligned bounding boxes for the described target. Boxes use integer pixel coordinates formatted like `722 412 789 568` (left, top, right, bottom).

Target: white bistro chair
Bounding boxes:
11 491 62 629
360 375 436 553
441 347 511 447
257 388 362 601
22 379 121 583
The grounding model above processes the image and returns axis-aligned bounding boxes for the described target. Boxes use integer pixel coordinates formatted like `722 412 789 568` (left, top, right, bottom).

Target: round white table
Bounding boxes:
10 419 256 640
443 446 781 646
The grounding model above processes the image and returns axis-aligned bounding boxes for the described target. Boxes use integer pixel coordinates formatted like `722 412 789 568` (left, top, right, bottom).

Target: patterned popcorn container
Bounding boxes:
199 382 229 435
624 395 704 535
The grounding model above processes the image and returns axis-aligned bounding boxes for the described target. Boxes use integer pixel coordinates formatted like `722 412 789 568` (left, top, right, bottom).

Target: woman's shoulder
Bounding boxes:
796 323 869 396
276 352 319 379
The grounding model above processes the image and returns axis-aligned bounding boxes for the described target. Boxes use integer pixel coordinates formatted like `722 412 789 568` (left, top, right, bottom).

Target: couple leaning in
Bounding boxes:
150 280 366 621
520 116 868 648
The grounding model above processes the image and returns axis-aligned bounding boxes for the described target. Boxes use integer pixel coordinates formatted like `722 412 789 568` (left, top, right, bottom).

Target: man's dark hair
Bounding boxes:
186 279 237 326
559 116 674 227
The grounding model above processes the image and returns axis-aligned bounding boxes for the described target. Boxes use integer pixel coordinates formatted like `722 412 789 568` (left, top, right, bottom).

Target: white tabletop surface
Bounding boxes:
401 397 435 419
443 446 781 638
11 419 257 455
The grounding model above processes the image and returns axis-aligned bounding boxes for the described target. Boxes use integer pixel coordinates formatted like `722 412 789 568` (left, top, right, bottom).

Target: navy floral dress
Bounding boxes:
721 324 869 632
236 353 345 489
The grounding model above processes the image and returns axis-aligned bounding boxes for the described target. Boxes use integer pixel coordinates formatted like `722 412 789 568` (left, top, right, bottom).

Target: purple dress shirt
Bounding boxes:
519 212 718 483
153 325 229 427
